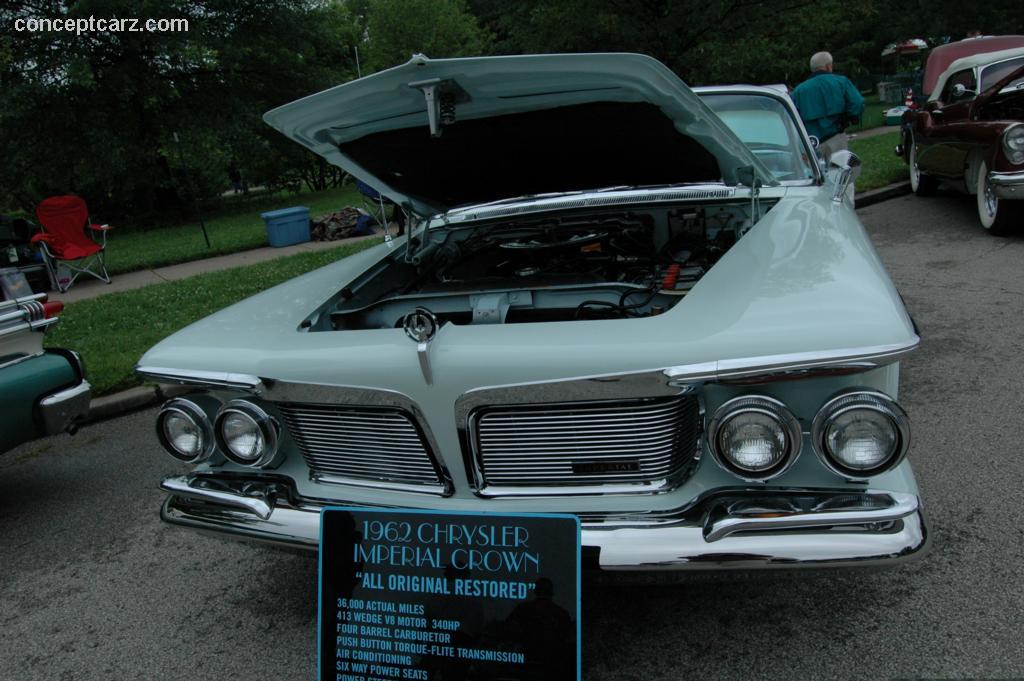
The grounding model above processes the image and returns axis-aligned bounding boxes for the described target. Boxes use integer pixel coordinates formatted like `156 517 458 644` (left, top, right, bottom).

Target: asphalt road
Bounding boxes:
3 190 1024 680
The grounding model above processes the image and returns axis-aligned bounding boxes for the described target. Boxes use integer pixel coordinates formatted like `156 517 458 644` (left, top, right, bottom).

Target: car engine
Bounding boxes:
311 201 771 332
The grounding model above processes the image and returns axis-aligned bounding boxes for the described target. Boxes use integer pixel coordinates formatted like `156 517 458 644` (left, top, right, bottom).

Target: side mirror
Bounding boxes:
951 83 976 100
829 150 862 202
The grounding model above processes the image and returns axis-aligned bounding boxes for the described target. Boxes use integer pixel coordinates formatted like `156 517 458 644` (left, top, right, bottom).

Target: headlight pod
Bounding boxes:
707 396 802 481
812 391 910 479
1003 123 1024 165
156 398 214 463
214 400 280 467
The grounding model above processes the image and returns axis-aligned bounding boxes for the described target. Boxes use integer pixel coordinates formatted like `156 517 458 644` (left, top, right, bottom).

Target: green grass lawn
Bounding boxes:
850 131 905 192
102 184 363 275
46 237 381 396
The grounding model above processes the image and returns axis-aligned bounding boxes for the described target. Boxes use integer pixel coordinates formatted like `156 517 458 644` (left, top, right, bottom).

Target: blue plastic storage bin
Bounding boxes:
260 206 310 247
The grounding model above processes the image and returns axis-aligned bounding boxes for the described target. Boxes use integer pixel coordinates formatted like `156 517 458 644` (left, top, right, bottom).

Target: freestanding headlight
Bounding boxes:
707 395 802 481
812 390 910 479
215 400 279 467
156 398 214 463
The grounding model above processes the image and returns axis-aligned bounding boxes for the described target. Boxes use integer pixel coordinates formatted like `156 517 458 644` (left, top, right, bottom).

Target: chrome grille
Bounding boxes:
279 403 446 494
471 396 700 494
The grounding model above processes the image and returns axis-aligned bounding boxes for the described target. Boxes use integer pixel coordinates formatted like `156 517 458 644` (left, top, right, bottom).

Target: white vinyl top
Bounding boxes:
930 46 1024 101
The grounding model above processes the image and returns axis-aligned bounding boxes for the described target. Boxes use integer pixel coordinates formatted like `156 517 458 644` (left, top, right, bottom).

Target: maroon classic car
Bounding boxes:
897 42 1024 234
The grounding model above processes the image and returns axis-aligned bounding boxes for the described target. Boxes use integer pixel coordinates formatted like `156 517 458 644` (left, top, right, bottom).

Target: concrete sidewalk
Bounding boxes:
59 232 380 304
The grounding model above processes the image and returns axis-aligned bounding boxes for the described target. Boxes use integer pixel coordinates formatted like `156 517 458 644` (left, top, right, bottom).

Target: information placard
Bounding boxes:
318 507 580 681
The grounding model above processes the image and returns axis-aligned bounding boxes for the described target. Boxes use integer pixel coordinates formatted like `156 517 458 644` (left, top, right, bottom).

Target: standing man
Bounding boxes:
791 51 865 159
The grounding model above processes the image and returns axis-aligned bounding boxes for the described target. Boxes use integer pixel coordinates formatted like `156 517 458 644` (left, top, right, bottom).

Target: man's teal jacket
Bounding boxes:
791 71 865 142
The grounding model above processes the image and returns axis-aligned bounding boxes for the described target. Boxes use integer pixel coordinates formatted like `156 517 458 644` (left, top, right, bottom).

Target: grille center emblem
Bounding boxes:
403 307 439 384
403 307 438 343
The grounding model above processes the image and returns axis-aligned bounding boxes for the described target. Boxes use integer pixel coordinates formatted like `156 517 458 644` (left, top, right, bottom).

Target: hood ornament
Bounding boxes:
403 307 439 384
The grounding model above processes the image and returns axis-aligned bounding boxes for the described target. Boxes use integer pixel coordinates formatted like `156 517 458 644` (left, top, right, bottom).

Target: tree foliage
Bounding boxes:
355 0 490 72
0 0 359 220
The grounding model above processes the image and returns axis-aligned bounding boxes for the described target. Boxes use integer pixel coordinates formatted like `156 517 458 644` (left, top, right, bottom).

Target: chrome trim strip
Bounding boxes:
0 292 47 313
159 477 928 570
664 337 920 382
440 185 738 223
135 366 264 392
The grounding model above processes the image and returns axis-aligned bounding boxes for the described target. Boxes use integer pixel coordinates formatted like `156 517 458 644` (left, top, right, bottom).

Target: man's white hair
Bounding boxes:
810 51 833 72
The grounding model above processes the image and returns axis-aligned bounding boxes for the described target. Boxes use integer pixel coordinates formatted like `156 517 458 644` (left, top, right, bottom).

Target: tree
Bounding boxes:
0 0 360 220
362 0 491 72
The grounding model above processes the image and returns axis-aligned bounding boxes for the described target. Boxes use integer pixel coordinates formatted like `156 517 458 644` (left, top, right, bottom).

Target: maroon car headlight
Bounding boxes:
707 395 802 481
1004 124 1024 165
157 398 214 463
812 391 910 478
215 400 279 467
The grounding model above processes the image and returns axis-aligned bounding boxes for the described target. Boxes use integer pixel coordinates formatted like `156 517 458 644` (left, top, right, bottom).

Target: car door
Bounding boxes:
916 68 978 178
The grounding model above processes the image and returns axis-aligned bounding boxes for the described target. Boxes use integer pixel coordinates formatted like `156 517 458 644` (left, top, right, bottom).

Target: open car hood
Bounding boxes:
264 53 775 218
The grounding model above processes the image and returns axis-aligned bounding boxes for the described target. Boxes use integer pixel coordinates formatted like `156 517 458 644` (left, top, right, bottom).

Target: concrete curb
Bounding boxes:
856 181 912 208
81 182 915 425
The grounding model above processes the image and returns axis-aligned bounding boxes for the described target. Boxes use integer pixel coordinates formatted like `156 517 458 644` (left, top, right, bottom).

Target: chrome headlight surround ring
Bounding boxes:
811 390 910 480
156 398 215 464
1003 122 1024 165
706 395 803 483
214 399 280 468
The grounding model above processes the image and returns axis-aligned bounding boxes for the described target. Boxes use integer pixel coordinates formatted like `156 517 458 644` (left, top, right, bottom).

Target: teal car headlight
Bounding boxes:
708 395 801 481
1003 124 1024 165
215 400 279 467
812 391 909 478
157 398 214 463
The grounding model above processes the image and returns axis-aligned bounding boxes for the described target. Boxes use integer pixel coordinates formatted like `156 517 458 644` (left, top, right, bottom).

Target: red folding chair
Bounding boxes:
33 195 113 292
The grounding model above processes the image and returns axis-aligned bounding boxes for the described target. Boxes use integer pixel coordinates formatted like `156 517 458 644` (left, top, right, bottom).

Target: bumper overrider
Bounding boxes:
988 170 1024 199
160 475 928 570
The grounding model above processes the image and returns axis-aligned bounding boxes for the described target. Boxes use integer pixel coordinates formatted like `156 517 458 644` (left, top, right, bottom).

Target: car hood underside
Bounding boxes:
263 53 774 218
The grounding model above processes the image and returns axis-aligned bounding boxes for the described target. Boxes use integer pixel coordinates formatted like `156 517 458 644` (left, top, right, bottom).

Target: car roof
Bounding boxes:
929 45 1024 101
924 36 1024 95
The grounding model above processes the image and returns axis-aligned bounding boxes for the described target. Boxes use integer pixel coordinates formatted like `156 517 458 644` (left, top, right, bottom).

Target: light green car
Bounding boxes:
139 54 926 570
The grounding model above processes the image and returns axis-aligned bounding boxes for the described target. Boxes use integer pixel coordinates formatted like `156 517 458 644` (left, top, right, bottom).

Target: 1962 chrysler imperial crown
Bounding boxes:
138 54 927 570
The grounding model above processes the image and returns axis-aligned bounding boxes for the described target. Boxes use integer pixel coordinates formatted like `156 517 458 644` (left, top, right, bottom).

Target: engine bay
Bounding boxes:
311 200 771 331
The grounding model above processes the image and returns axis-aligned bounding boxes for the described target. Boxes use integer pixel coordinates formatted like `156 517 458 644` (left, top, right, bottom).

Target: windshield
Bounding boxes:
981 57 1024 92
699 93 816 183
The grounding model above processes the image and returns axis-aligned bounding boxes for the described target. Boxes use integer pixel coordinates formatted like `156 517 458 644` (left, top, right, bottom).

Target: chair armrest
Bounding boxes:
88 223 113 231
31 232 53 243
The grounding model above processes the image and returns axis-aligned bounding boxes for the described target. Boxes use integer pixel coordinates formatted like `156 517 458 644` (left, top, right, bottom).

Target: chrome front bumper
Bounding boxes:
988 170 1024 199
160 475 927 570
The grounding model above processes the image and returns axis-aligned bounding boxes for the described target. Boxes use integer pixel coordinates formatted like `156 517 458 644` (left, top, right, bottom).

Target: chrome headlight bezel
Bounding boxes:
1003 123 1024 165
707 395 802 482
156 398 215 463
214 399 280 468
811 390 910 479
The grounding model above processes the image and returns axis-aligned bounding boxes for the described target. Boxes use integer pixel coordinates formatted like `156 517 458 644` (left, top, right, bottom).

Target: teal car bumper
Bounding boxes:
0 349 90 453
159 474 928 570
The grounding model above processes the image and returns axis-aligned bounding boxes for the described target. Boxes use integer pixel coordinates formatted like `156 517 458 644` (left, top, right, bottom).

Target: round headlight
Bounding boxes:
215 400 279 467
812 391 909 478
1004 124 1024 164
707 396 802 481
156 398 214 463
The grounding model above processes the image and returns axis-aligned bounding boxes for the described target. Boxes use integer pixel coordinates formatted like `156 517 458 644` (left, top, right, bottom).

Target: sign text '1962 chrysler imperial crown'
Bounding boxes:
138 54 927 570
